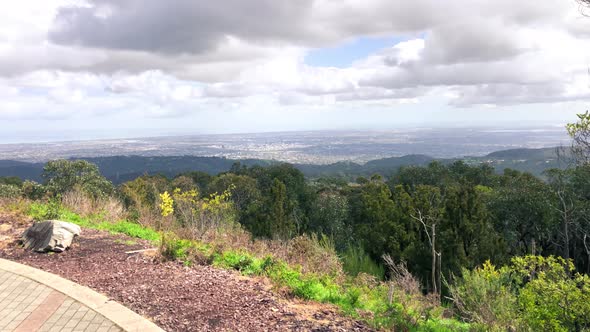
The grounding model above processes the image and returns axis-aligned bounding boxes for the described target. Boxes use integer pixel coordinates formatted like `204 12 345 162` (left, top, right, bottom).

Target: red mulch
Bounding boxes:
0 217 374 332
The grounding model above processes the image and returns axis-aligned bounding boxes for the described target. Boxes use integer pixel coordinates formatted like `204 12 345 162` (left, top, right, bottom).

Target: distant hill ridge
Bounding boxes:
0 147 567 183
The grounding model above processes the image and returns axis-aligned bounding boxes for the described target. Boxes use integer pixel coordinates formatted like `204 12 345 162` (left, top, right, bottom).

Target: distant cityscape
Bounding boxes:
0 127 570 164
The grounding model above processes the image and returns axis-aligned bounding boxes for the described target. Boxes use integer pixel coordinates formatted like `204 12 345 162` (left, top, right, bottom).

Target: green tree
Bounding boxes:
42 159 113 198
21 180 46 200
488 170 555 257
269 178 294 240
349 175 414 268
567 111 590 163
309 190 350 249
180 171 212 192
208 173 263 235
120 174 169 224
0 176 23 187
170 175 197 192
441 184 504 277
0 184 21 198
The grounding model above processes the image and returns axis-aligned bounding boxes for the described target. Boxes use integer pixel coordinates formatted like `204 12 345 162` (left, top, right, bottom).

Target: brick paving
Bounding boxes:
0 269 122 332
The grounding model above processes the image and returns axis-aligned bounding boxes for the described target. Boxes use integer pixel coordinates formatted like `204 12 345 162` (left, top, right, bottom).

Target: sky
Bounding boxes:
1 0 590 142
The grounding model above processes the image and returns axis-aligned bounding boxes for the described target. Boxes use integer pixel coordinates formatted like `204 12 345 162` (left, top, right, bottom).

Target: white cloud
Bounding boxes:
0 0 588 132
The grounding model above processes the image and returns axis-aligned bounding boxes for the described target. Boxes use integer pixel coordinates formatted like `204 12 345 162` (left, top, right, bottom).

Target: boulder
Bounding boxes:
22 220 81 253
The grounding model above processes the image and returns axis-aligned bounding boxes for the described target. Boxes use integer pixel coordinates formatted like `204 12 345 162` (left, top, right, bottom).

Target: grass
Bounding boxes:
28 202 161 242
342 244 386 280
114 239 138 246
23 201 470 331
164 238 471 331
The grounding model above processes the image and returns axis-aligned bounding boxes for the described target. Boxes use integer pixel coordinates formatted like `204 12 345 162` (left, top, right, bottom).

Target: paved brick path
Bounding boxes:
0 259 163 332
0 269 121 332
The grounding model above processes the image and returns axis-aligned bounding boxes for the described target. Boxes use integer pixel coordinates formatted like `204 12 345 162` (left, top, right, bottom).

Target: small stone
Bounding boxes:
21 220 81 253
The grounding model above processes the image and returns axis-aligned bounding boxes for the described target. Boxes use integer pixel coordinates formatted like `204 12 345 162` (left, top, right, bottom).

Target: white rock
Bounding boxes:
22 220 81 253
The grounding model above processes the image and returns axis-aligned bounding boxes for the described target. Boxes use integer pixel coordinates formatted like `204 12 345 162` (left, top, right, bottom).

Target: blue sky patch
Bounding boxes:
304 36 409 68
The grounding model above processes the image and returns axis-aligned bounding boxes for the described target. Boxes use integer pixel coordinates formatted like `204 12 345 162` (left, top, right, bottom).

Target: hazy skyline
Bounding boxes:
1 0 589 141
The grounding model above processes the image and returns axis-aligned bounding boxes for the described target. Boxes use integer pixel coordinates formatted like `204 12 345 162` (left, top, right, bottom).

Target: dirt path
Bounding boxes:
0 217 373 332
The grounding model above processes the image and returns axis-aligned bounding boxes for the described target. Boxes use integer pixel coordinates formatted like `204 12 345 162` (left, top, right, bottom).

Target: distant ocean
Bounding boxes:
0 129 195 144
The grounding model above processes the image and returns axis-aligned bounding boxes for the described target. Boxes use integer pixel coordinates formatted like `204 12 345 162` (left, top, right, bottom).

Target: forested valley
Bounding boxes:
3 115 590 330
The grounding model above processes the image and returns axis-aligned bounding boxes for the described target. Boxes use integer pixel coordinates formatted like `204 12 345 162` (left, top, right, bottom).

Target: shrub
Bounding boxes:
342 245 385 280
21 180 46 200
44 198 62 220
213 250 256 272
0 184 21 199
382 254 441 330
286 234 343 277
159 233 213 265
167 188 238 239
512 256 590 331
448 261 518 330
450 256 590 331
0 176 22 187
42 160 113 198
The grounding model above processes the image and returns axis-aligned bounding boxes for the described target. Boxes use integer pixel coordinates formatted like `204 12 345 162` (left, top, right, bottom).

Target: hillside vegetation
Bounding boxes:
1 145 589 330
0 147 566 184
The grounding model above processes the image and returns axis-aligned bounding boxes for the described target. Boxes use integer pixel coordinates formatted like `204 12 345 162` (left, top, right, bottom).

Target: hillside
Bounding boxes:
0 147 567 183
0 215 371 332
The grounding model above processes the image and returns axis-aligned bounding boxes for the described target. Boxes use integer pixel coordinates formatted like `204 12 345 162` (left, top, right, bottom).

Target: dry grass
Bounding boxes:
383 254 422 297
174 224 344 277
0 198 32 224
383 254 441 325
61 189 125 221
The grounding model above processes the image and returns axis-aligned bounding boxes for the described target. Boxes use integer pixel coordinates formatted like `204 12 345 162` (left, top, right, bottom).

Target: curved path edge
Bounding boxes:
0 258 165 332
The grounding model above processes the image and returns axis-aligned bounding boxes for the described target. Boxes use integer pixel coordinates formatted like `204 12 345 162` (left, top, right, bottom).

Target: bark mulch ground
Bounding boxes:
0 216 374 332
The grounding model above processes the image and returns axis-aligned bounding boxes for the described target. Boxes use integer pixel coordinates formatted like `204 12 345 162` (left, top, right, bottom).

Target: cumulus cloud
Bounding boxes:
358 23 590 105
0 0 588 126
49 0 315 54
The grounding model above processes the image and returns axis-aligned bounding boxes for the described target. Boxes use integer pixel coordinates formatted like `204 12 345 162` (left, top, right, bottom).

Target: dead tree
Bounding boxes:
409 187 444 296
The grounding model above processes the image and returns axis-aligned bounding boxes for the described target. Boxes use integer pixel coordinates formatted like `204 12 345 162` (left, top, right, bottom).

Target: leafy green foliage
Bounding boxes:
42 160 113 198
0 184 21 199
567 111 590 163
269 178 295 240
14 150 590 331
342 245 385 279
21 180 46 200
0 176 23 187
309 190 350 249
450 256 590 331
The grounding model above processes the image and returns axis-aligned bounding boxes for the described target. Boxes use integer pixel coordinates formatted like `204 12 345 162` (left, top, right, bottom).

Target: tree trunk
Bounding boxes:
564 210 570 260
437 251 442 300
584 234 590 274
432 223 437 295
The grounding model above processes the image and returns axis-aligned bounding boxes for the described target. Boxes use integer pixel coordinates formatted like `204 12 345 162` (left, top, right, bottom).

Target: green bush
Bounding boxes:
29 200 63 220
159 233 214 265
42 160 114 198
0 184 21 199
448 261 518 330
450 256 590 331
213 251 256 272
512 256 590 331
342 245 385 280
21 180 46 200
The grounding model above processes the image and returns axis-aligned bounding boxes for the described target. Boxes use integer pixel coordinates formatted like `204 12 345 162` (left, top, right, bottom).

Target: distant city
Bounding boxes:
0 127 570 164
